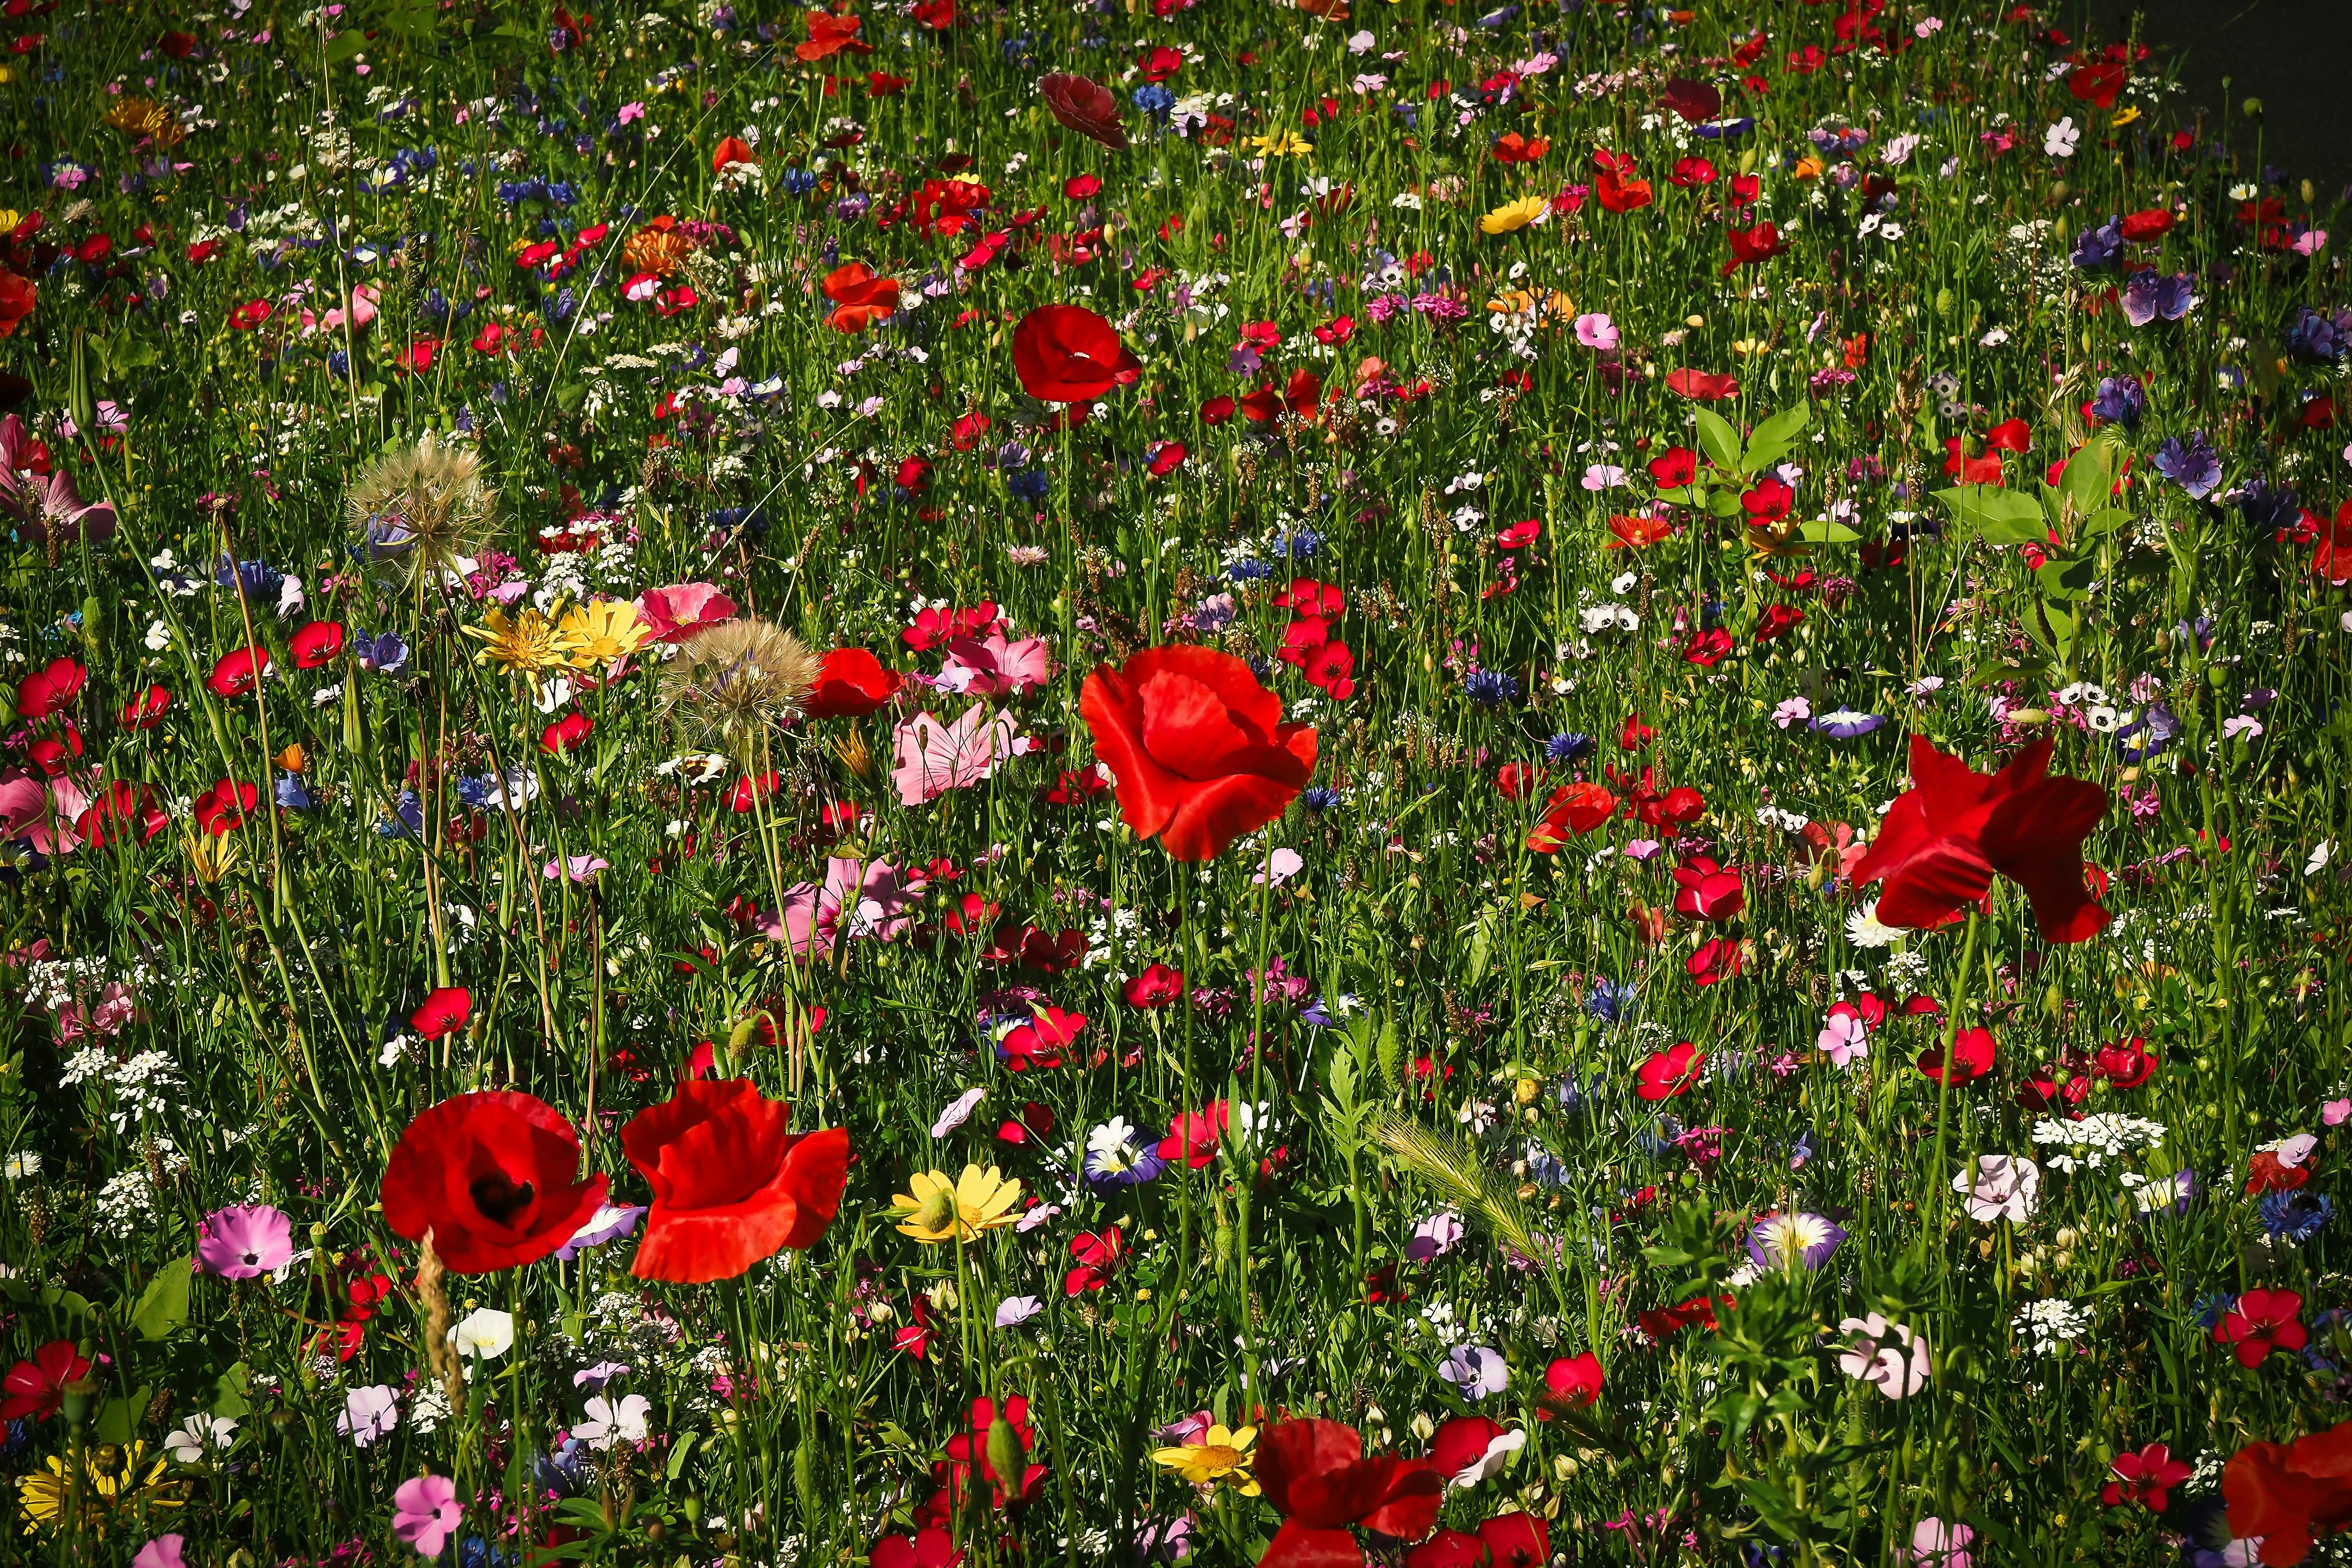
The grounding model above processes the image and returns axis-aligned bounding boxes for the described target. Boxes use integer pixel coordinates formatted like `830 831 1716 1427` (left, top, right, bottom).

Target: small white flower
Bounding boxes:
451 1307 514 1360
164 1413 237 1463
2043 117 2080 159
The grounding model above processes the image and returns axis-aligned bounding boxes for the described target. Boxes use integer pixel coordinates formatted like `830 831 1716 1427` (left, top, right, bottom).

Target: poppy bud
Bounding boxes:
912 1187 958 1236
985 1414 1026 1494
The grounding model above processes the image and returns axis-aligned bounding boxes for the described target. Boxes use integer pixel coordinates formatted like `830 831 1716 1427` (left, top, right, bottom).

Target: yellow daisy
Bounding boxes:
461 605 585 675
19 1442 182 1536
559 599 653 668
1150 1425 1261 1496
1243 131 1313 159
891 1164 1024 1243
1479 196 1550 235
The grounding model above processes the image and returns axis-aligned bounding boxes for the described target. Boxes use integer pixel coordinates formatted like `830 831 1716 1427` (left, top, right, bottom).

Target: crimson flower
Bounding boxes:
1721 222 1785 275
1 1340 89 1420
1670 856 1744 923
1647 446 1697 486
2095 1035 2156 1089
75 781 167 848
1635 1041 1704 1100
1536 1351 1604 1417
804 648 904 719
14 656 83 720
1012 305 1142 406
410 986 473 1041
1850 734 2111 943
621 1079 850 1283
1478 1515 1548 1568
2102 1442 2192 1511
2217 1289 2308 1369
1916 1025 1996 1086
1255 1418 1445 1568
1681 626 1733 666
1122 963 1186 1009
1157 1101 1228 1169
194 778 258 836
380 1091 609 1274
1753 602 1804 643
290 620 345 669
1037 72 1129 151
206 646 270 697
119 684 172 729
2225 1418 2352 1565
541 712 593 755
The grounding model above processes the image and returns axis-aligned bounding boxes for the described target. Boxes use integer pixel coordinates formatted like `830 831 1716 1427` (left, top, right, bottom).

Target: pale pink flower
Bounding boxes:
1953 1155 2039 1223
1817 1011 1869 1068
891 707 1019 805
1909 1517 1973 1567
935 633 1054 697
1837 1312 1931 1399
1574 311 1619 350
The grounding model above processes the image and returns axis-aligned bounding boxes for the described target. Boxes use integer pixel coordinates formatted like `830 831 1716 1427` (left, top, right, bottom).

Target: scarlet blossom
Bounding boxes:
2217 1289 2308 1369
2102 1443 2192 1512
1 1341 90 1420
1122 963 1186 1008
1669 155 1718 187
1478 1514 1548 1568
633 582 738 643
821 262 900 333
410 986 473 1041
1080 646 1316 863
1146 440 1187 477
1686 937 1746 987
1037 72 1129 151
194 778 259 836
1665 368 1739 401
1742 476 1794 524
1157 1101 1229 1168
1064 1224 1125 1293
2120 208 2176 243
2068 61 2126 109
1916 1025 1996 1085
2094 1035 2156 1089
206 646 270 697
1525 782 1615 853
1594 156 1653 214
1012 305 1143 406
1682 627 1733 666
1984 418 2032 453
912 0 955 26
1254 1419 1446 1568
1658 75 1722 122
1200 394 1237 425
1063 173 1102 200
795 10 873 60
228 299 271 331
804 648 904 719
2224 1417 2352 1564
1635 1040 1705 1100
1722 222 1785 275
380 1091 610 1274
1536 1351 1604 1415
1647 446 1697 486
1497 518 1540 550
1753 603 1804 643
541 712 593 755
1851 734 2111 943
872 1529 963 1568
1942 437 2003 484
2316 500 2352 582
1671 857 1744 922
13 656 84 719
710 135 757 174
1637 1294 1727 1340
620 1078 849 1283
290 620 345 669
75 781 167 848
0 271 34 338
1242 368 1323 423
1404 1530 1484 1568
1000 1004 1086 1071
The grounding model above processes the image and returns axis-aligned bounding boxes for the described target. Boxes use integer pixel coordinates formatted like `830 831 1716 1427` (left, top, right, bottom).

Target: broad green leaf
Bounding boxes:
321 28 369 62
667 1430 698 1481
2079 505 2133 538
214 1363 252 1419
2061 446 2111 517
2034 554 2097 602
1799 520 1859 543
1694 408 1742 475
132 1258 192 1339
96 1389 150 1446
1706 489 1744 518
1931 484 2044 544
1742 401 1812 474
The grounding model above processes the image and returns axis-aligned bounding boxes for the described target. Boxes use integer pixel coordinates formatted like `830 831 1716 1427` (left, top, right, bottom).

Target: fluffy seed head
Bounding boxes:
658 617 821 745
347 433 497 586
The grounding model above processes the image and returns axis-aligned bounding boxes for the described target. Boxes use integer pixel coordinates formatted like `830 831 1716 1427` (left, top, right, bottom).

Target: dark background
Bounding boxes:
2072 0 2352 191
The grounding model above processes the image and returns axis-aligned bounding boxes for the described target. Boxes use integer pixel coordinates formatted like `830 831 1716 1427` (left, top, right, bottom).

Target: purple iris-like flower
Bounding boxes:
1747 1211 1846 1271
2234 476 2301 532
1693 117 1755 140
2151 430 2222 499
195 1204 296 1280
2286 305 2351 364
1809 709 1886 739
2091 374 2145 431
356 631 410 674
2071 215 2124 271
552 1203 648 1262
2121 267 2199 326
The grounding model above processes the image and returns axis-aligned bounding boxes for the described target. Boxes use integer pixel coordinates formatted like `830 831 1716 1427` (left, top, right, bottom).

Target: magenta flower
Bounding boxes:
392 1474 462 1557
195 1204 293 1280
132 1536 187 1568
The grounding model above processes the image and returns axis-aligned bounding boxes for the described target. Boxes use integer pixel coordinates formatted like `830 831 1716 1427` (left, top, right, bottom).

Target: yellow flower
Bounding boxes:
891 1164 1024 1243
184 828 243 885
1479 196 1550 235
19 1442 182 1536
1150 1425 1261 1496
559 598 652 669
2110 105 2142 129
461 605 585 675
1243 131 1313 159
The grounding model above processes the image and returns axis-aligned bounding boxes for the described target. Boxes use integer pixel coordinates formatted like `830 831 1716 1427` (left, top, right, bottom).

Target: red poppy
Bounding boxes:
912 0 955 27
0 271 34 338
1742 476 1794 524
1254 1419 1446 1568
206 646 270 698
380 1091 610 1274
872 1529 963 1568
1635 1040 1704 1099
75 781 167 848
1405 1529 1483 1568
1985 418 2032 452
410 986 473 1040
541 711 593 755
795 10 873 60
2103 1443 2192 1512
1753 603 1804 643
1478 1515 1547 1568
1594 161 1653 213
710 135 757 173
1916 1025 1996 1085
2120 208 2176 243
1658 75 1721 122
13 656 83 720
194 778 259 836
1012 304 1142 406
2224 1418 2352 1565
1670 857 1743 922
1665 368 1739 401
1686 936 1746 987
1681 626 1733 666
1200 394 1237 425
1 1340 89 1420
621 1078 849 1283
290 620 346 669
1526 782 1615 853
2068 61 2126 109
1121 963 1186 1008
2317 500 2352 582
1537 1351 1604 1416
1669 155 1718 187
804 647 904 719
2218 1289 2308 1369
1156 1101 1228 1168
228 298 271 330
1721 222 1785 275
1241 368 1324 423
1037 72 1129 151
1942 437 2003 483
1146 440 1187 477
2094 1034 2155 1089
1079 646 1316 862
1850 733 2111 943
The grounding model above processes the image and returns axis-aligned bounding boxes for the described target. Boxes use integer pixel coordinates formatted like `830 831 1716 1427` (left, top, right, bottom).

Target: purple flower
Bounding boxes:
1747 1211 1846 1271
2071 215 2124 271
553 1203 648 1262
2234 475 2301 532
1438 1342 1509 1400
195 1205 294 1281
2151 430 2221 499
2286 304 2351 364
2090 374 2145 431
391 1474 463 1558
1809 709 1886 739
2121 267 2198 326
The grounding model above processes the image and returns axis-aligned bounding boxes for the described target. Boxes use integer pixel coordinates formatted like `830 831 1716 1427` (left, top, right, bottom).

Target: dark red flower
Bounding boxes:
1850 734 2111 943
2218 1289 2307 1369
1536 1351 1604 1416
1255 1419 1446 1568
804 647 904 719
2102 1443 2192 1512
75 781 167 848
1 1340 89 1420
290 620 346 669
1647 446 1697 486
13 656 83 720
2225 1419 2352 1565
206 646 270 697
1121 963 1186 1008
1658 75 1722 122
541 711 593 755
1012 304 1142 406
1670 856 1743 923
193 778 259 836
621 1078 849 1283
1753 602 1804 643
380 1091 610 1273
1477 1514 1548 1568
1681 626 1734 666
1686 936 1745 987
2068 61 2126 109
2094 1035 2156 1089
1037 72 1129 151
1404 1529 1484 1568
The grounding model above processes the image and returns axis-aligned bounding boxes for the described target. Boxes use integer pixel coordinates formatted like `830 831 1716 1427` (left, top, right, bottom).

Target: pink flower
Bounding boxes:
763 857 923 957
1837 1312 1931 1399
1817 1010 1869 1068
935 633 1054 698
132 1537 187 1568
616 101 646 124
2294 228 2329 257
391 1474 462 1558
196 1204 293 1280
1574 311 1619 350
633 582 739 644
543 855 611 882
891 707 1020 805
1909 1517 1973 1567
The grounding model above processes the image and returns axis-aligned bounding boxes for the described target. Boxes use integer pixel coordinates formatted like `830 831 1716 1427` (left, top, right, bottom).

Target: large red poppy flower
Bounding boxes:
75 781 168 848
804 647 904 719
1012 305 1142 406
14 656 83 720
194 778 258 836
1635 1040 1704 1099
120 684 170 730
1037 72 1129 151
1 1340 89 1420
1255 1419 1444 1568
1525 781 1614 854
795 10 873 61
1079 646 1316 863
1664 368 1739 401
1850 733 2111 943
2226 1417 2352 1565
621 1079 849 1283
821 262 900 334
380 1091 610 1274
1671 856 1744 922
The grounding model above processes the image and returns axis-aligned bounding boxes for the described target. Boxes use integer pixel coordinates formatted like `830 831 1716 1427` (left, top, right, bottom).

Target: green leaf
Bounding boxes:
1742 401 1812 475
96 1389 150 1446
2060 446 2112 518
1931 484 2046 545
321 28 369 62
213 1363 252 1419
555 381 590 415
1799 520 1859 544
2034 554 2097 602
1706 490 1744 519
2079 505 2133 539
666 1431 698 1481
131 1259 192 1340
1694 408 1742 475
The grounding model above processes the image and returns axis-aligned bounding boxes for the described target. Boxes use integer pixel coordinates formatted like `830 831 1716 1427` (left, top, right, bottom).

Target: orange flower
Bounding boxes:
622 220 693 278
822 262 900 334
796 10 872 61
1607 513 1674 549
710 136 757 174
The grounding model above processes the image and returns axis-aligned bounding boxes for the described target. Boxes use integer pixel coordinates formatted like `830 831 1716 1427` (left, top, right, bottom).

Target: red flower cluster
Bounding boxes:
1271 576 1354 700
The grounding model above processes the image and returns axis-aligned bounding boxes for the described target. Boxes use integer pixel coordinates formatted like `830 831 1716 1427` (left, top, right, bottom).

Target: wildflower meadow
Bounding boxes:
3 0 2351 1563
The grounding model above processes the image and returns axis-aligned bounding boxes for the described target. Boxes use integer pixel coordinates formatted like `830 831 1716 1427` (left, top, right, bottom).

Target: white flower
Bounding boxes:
2 1152 39 1179
995 1295 1044 1328
1578 603 1639 634
163 1413 237 1463
575 1392 653 1451
1390 191 1423 210
931 1085 986 1138
2308 840 2335 876
1845 900 1903 949
1980 325 2011 347
2015 1297 2092 1354
338 1385 399 1447
2043 118 2080 158
1445 1424 1525 1487
1346 28 1376 52
1880 133 1921 166
451 1307 514 1360
1954 1155 2040 1223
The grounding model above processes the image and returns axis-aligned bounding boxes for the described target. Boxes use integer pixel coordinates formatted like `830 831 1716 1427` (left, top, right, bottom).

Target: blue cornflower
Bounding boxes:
376 790 424 840
2260 1188 2335 1244
1008 469 1050 501
1271 529 1324 560
1300 786 1341 812
455 775 499 811
1226 558 1273 581
1464 669 1520 705
1132 84 1174 121
274 775 312 812
1586 979 1636 1023
213 555 284 599
1545 732 1594 763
